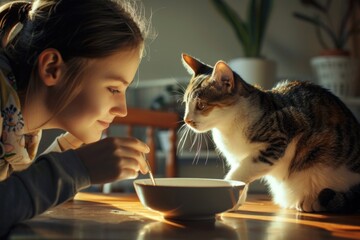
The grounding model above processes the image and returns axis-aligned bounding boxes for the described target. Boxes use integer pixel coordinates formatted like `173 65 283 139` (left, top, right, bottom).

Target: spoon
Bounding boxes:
143 153 156 186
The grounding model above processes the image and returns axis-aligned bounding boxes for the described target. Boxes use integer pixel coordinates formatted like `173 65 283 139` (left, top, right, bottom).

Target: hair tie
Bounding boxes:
19 3 31 24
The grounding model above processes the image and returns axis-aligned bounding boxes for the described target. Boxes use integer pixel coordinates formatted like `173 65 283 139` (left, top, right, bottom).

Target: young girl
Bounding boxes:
0 0 152 234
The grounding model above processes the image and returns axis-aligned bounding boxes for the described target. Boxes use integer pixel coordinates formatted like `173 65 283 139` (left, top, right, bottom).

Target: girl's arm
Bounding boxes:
0 136 150 236
0 150 90 236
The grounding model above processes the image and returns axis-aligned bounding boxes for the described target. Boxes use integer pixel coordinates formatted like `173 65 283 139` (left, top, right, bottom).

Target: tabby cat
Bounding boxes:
181 53 360 212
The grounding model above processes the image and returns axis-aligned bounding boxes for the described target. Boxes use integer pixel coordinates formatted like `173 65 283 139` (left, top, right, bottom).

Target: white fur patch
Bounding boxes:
265 137 360 209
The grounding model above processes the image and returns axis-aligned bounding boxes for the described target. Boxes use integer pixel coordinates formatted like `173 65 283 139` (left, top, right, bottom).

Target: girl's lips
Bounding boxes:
98 120 110 129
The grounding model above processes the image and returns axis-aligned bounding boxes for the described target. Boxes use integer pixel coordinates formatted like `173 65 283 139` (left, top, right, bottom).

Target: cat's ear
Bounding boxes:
181 53 212 76
211 61 235 92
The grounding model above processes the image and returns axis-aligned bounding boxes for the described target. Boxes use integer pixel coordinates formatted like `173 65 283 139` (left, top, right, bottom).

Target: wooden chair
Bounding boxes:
106 107 180 178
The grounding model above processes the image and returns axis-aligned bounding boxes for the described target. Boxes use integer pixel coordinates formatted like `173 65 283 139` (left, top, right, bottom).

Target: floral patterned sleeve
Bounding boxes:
0 100 10 179
0 70 41 180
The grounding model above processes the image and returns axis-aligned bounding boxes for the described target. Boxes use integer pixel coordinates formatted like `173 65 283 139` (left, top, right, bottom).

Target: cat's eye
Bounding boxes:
196 101 206 110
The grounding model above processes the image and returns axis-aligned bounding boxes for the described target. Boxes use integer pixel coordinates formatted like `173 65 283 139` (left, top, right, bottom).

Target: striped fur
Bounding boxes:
182 54 360 212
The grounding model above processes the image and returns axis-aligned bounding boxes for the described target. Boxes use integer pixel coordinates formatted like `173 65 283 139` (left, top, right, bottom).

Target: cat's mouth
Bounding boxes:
185 122 208 133
184 117 210 133
186 122 198 130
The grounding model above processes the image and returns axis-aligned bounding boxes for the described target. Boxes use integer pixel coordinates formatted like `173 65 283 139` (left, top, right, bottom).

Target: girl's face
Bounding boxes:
56 48 142 144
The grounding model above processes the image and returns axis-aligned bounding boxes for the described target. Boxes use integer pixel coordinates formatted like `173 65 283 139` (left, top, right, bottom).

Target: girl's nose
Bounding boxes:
111 98 128 117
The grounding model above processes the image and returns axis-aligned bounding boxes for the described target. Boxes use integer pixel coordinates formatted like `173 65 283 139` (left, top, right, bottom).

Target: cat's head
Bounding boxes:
181 54 253 133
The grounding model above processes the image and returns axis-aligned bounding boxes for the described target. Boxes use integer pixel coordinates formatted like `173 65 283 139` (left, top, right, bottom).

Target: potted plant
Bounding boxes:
211 0 276 89
293 0 360 97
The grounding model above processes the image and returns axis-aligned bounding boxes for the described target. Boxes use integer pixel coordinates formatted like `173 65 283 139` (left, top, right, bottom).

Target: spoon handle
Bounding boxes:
143 153 156 186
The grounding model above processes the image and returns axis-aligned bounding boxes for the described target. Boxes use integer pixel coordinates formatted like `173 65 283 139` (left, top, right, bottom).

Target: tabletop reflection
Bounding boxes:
137 219 245 240
6 193 360 240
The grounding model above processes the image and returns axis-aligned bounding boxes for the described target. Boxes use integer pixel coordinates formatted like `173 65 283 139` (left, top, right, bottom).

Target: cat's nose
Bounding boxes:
184 118 195 126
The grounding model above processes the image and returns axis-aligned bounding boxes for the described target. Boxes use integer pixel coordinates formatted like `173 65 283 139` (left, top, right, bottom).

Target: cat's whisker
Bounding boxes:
191 133 201 165
194 134 203 165
184 127 192 149
193 133 200 165
177 123 187 136
206 134 226 174
183 128 193 154
189 131 197 152
174 80 186 93
195 132 210 166
199 134 205 163
177 124 189 154
172 81 186 103
176 128 185 155
203 133 210 165
178 123 206 165
201 132 214 166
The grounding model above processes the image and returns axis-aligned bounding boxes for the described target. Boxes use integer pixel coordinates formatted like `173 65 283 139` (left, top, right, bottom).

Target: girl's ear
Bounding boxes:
211 60 235 93
37 48 64 86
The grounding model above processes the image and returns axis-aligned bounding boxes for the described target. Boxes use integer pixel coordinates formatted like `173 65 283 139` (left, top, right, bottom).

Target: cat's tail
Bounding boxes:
318 183 360 213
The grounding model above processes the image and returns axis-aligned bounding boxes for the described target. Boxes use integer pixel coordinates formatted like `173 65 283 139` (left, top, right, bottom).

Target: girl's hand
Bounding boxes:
74 137 150 184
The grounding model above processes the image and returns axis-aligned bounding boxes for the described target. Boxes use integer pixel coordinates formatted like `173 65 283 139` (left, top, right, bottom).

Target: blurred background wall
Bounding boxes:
138 0 324 83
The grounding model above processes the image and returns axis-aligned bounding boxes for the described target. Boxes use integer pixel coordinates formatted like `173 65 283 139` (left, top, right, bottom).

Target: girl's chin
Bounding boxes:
80 133 103 144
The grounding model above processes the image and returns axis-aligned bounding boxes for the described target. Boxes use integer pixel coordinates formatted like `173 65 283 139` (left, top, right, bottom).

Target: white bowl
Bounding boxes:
133 178 245 220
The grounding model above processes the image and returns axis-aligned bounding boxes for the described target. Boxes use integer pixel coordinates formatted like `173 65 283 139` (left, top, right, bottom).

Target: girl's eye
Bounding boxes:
196 101 206 110
108 87 121 95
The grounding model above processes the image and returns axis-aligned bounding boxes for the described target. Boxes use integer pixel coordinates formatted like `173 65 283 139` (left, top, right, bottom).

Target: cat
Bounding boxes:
181 53 360 213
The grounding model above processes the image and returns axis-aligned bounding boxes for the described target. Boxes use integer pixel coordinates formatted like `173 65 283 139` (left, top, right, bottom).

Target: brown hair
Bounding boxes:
0 0 152 120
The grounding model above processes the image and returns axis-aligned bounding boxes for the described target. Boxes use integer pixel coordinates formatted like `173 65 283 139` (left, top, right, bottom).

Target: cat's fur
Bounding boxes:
181 53 360 212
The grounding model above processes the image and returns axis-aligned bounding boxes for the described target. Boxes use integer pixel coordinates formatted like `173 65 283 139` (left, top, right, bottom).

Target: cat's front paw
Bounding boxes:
296 196 323 212
229 184 248 211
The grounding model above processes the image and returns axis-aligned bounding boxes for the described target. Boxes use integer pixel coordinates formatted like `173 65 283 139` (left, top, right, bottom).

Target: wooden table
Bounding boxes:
7 192 360 240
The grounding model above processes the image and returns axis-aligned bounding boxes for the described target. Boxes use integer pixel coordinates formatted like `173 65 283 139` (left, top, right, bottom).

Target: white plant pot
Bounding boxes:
228 58 277 90
311 56 359 98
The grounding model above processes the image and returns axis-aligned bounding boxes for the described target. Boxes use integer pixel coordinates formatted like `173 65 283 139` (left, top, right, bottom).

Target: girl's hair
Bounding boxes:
0 0 152 122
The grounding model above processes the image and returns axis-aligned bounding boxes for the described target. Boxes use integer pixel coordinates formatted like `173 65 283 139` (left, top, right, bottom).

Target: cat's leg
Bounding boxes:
228 183 249 211
225 150 279 185
225 166 249 207
224 157 271 183
225 156 272 209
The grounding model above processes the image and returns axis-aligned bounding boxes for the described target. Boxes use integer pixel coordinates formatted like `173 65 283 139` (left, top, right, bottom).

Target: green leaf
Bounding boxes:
293 12 338 48
212 0 250 56
256 0 273 57
212 0 273 57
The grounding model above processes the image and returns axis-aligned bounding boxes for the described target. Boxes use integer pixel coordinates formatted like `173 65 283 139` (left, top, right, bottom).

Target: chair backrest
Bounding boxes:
108 108 179 177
